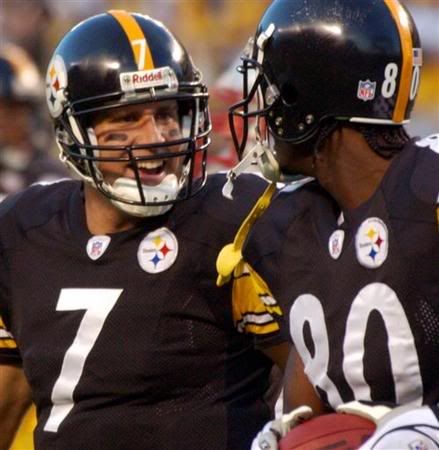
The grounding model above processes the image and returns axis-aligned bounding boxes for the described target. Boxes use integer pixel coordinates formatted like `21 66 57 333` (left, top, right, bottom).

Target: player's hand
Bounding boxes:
250 406 313 450
336 400 391 423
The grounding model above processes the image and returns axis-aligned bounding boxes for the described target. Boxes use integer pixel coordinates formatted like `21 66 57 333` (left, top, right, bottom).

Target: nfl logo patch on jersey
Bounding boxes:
328 229 345 260
355 217 388 269
86 235 111 260
137 227 178 274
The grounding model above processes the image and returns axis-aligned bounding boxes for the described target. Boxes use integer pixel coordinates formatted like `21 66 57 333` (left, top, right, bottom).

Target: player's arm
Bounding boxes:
250 347 330 450
0 364 32 450
284 346 328 415
261 341 290 371
0 310 32 450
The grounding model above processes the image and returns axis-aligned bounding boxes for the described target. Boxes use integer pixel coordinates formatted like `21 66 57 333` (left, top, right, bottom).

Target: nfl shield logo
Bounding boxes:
357 79 376 102
91 241 103 257
86 235 111 261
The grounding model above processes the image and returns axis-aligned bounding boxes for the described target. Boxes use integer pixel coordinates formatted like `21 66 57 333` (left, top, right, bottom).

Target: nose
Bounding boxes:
133 115 166 147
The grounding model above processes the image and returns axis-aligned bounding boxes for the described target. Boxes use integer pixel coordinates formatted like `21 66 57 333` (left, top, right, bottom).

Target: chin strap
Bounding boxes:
216 182 276 286
108 174 179 217
222 142 267 200
222 139 306 199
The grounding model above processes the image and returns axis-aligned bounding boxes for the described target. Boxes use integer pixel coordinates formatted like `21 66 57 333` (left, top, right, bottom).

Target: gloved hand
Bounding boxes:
250 406 313 450
336 400 391 422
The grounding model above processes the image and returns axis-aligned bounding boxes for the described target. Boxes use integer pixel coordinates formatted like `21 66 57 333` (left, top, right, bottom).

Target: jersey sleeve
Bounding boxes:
0 316 21 365
411 134 439 209
231 260 287 347
0 236 21 365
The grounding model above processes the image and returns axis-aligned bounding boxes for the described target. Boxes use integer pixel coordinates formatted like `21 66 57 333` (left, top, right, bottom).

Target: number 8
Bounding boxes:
382 63 398 98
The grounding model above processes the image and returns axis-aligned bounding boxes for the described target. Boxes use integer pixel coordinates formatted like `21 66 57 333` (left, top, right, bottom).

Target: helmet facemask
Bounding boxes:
225 32 307 195
55 91 210 217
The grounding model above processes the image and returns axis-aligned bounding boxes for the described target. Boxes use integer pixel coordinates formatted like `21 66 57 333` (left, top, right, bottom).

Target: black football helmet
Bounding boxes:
229 0 421 182
46 10 211 217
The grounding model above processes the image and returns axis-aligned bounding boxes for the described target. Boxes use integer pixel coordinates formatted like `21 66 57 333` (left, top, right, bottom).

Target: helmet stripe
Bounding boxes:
383 0 414 123
108 10 154 71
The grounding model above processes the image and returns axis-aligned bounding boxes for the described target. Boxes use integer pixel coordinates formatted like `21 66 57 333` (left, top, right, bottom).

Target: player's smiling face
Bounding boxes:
92 101 185 186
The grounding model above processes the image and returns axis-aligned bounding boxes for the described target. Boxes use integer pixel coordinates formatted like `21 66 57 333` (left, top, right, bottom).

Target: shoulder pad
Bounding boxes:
244 180 333 262
202 173 271 225
0 180 79 248
411 134 439 205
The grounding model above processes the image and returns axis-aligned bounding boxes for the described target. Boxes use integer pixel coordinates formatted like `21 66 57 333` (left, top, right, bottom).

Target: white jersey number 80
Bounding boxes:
290 282 423 408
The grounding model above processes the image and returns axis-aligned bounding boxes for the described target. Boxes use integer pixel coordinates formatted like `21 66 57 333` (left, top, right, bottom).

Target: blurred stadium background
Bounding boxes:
0 0 437 449
1 0 438 177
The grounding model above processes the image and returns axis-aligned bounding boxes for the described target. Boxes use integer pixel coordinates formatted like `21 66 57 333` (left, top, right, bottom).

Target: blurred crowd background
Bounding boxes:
0 0 438 194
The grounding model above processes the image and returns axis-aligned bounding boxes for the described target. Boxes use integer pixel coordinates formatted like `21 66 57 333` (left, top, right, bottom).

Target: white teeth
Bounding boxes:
138 160 164 170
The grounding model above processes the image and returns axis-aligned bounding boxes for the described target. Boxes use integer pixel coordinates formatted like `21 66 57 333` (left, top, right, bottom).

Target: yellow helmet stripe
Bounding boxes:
108 10 154 71
383 0 414 123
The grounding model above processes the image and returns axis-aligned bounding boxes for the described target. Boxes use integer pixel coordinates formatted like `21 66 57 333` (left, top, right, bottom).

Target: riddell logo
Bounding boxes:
120 66 178 93
132 71 163 84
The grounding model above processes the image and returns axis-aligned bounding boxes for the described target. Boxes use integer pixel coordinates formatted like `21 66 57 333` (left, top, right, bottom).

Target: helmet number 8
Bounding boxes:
381 63 399 98
381 62 421 101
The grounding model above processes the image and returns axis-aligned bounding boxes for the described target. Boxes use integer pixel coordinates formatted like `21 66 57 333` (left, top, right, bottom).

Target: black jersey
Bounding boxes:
245 136 439 410
0 173 285 450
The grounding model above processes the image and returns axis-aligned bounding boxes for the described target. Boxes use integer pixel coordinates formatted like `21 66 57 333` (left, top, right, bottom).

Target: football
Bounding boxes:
279 413 376 450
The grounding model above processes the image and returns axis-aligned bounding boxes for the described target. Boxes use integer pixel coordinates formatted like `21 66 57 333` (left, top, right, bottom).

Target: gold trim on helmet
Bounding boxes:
108 10 154 71
383 0 414 123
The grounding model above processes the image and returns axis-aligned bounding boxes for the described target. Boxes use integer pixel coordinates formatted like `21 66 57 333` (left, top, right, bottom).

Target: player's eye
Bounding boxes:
155 107 178 123
101 132 129 143
167 127 181 139
117 112 143 123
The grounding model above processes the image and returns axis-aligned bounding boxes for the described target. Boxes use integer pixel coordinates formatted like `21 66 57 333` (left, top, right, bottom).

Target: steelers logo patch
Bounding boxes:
137 227 178 274
328 229 345 260
355 217 388 269
46 55 68 118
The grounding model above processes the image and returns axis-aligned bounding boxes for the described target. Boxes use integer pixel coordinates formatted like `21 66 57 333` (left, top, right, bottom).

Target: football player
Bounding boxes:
0 43 69 201
215 0 439 448
0 11 289 450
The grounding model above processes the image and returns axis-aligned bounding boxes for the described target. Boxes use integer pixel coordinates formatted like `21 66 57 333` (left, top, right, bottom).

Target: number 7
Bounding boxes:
132 39 147 70
44 288 123 433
